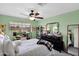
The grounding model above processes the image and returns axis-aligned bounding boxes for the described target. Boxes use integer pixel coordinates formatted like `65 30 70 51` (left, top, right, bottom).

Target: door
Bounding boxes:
74 26 78 48
67 24 79 56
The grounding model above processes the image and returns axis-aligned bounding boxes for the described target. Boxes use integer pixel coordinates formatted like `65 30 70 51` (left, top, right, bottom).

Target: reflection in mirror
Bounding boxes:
36 22 59 39
46 22 59 34
67 24 79 56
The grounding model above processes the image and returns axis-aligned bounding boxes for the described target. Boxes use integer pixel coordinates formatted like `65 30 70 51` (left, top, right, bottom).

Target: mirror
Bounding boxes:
36 22 59 39
46 22 59 34
67 24 79 56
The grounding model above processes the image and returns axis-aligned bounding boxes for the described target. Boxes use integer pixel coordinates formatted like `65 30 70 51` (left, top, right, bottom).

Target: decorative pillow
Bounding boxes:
3 40 15 56
0 41 3 56
0 34 5 56
37 40 53 51
12 40 21 55
12 43 19 55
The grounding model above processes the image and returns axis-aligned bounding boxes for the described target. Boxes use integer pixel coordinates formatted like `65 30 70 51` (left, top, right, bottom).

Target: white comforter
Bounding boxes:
3 39 52 56
15 39 52 56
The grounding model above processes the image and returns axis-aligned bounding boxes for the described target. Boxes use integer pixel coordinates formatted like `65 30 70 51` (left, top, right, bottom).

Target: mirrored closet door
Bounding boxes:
67 24 79 56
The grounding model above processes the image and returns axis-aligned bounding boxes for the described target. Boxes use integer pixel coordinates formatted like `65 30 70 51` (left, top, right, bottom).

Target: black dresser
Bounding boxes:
40 34 64 52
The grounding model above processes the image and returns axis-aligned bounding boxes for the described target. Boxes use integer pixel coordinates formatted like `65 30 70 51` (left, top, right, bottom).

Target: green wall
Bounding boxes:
0 15 38 39
37 10 79 47
0 10 79 47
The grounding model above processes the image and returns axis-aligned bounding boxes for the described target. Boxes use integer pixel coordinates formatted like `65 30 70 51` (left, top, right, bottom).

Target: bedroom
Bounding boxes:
0 3 79 56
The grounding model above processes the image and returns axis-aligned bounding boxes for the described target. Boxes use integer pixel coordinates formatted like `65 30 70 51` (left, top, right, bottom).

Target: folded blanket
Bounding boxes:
37 40 53 51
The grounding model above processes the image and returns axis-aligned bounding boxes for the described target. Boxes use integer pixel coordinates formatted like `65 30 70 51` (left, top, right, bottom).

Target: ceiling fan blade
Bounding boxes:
35 16 44 19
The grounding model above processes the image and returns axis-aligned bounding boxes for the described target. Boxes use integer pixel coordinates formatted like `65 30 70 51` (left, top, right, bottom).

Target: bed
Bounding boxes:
16 39 53 56
3 39 54 56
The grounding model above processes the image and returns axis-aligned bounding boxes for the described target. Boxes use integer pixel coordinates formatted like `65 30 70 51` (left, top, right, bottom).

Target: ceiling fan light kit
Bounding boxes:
29 17 35 21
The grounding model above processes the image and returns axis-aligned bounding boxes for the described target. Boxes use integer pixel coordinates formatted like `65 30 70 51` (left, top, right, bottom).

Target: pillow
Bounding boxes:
12 42 19 55
0 34 5 56
0 41 3 56
3 40 15 56
0 34 5 43
37 40 53 51
12 40 21 55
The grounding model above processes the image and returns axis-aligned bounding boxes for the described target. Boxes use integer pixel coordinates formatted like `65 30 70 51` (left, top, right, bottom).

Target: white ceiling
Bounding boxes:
0 3 79 19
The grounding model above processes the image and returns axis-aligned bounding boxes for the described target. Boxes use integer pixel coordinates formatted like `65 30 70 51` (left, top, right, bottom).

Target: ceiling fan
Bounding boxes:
20 9 44 21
